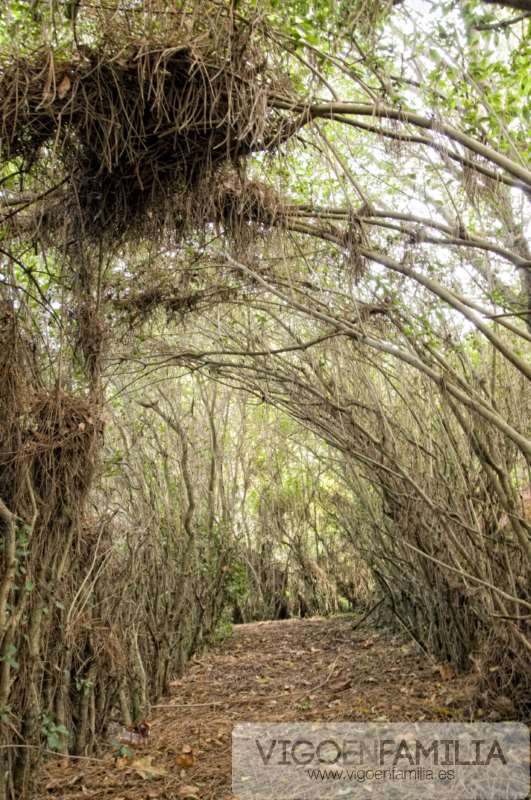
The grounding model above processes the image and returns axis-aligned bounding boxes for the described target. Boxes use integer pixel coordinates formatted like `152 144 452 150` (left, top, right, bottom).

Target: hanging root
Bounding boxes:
0 9 293 244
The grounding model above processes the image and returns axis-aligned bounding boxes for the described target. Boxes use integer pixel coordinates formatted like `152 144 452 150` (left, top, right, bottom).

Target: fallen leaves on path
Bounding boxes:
116 754 168 780
38 616 476 800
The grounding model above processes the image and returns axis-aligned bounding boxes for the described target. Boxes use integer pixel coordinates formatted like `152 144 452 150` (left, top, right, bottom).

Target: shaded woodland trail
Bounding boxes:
1 2 530 795
39 616 477 800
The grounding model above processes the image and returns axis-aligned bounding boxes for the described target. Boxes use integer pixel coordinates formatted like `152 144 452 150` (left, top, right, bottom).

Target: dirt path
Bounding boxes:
41 616 474 800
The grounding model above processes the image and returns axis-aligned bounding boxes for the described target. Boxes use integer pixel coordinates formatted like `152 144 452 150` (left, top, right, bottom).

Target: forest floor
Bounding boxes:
40 615 477 800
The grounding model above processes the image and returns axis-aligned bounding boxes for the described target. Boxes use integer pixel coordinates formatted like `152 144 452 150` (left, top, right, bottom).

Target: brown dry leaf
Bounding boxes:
45 772 81 790
330 678 352 693
438 663 457 681
427 705 453 717
492 695 515 716
57 74 72 99
177 785 200 798
115 755 131 769
129 755 168 780
175 751 195 769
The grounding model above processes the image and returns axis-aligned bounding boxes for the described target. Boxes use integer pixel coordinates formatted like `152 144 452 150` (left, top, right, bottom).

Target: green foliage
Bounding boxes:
0 644 19 671
264 0 396 47
211 614 234 645
225 561 249 603
113 743 133 759
75 677 94 696
40 713 69 751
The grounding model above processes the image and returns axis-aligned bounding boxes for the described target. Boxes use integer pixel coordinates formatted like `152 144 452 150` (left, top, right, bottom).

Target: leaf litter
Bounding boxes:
39 616 477 800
